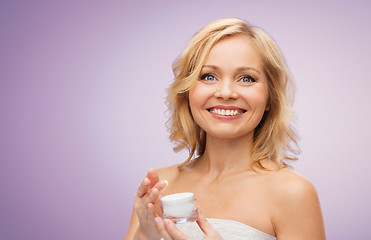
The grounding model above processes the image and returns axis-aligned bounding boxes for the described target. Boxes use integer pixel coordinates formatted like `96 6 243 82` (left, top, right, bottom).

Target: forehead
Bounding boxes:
204 35 263 71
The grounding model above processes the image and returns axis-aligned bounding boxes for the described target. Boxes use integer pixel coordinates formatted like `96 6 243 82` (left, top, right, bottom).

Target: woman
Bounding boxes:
125 18 325 240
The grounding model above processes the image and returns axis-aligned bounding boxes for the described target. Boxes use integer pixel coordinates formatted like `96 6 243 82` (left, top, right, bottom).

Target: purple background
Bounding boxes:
1 0 370 239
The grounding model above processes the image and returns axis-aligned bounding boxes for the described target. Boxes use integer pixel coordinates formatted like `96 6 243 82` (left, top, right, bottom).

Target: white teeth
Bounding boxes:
211 109 241 116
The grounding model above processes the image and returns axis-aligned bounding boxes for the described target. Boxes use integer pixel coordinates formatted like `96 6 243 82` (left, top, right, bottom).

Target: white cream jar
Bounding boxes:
161 192 197 223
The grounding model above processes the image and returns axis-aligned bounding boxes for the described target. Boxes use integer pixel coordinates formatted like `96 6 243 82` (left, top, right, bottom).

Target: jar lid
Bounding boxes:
161 192 194 205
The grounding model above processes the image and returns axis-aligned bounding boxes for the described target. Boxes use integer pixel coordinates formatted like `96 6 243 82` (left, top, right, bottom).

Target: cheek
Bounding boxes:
188 86 199 118
244 87 269 111
189 83 206 108
188 84 211 127
188 87 197 110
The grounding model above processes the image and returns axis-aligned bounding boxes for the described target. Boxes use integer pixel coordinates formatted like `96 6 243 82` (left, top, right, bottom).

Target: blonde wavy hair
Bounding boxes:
166 18 299 170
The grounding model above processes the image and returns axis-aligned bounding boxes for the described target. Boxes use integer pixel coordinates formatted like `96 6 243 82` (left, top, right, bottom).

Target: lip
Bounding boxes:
207 105 246 120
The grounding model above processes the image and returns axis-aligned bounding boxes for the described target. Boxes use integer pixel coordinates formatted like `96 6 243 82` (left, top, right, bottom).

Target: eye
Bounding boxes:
201 74 215 81
240 75 256 83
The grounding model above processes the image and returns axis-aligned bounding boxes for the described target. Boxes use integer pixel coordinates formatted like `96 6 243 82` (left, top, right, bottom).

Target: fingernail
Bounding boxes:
154 217 161 224
163 180 168 187
144 178 149 186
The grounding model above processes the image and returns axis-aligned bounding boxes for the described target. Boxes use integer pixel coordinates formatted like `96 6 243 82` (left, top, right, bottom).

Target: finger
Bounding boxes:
155 217 173 240
147 168 160 188
147 188 159 204
145 180 168 204
164 219 190 240
196 206 215 235
148 203 157 221
136 177 150 198
155 180 167 194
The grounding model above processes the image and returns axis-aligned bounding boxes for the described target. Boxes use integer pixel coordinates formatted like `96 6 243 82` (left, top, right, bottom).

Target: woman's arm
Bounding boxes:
124 206 139 240
272 174 326 239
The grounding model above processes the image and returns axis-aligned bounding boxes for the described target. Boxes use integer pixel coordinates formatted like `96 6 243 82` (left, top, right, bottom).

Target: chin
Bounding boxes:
205 130 249 140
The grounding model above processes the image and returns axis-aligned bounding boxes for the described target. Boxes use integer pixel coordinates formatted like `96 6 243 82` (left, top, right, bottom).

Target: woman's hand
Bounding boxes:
155 207 223 240
134 168 167 240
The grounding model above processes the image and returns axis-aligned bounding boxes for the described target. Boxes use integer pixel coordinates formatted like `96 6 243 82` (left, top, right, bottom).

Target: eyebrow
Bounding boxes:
202 65 261 74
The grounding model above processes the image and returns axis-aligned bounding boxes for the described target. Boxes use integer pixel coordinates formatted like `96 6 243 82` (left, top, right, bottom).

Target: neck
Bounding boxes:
196 132 254 176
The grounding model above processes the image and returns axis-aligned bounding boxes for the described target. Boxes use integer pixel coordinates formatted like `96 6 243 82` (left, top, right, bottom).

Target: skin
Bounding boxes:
125 35 326 240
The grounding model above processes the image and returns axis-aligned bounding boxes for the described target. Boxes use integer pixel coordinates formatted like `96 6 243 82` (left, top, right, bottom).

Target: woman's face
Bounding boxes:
189 35 269 140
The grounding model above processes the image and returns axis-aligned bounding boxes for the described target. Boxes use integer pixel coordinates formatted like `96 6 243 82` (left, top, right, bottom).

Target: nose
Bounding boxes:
214 80 238 99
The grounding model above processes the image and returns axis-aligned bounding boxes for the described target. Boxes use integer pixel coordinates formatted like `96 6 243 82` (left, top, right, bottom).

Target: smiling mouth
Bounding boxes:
207 107 246 116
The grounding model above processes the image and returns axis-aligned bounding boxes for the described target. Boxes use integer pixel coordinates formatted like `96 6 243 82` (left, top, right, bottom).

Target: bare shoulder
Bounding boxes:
265 167 320 211
266 167 318 198
266 167 326 239
156 164 180 183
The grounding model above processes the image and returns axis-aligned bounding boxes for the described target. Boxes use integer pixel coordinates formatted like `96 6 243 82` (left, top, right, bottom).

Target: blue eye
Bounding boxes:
201 74 215 81
241 76 256 83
